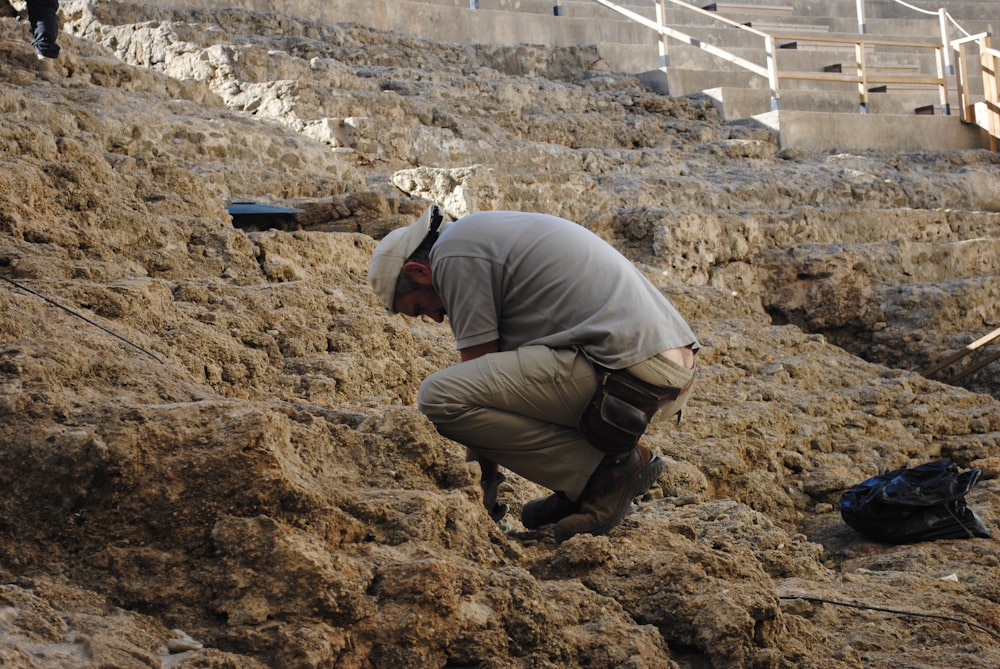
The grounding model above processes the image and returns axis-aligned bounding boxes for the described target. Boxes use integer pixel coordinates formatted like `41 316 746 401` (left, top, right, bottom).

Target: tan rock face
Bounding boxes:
0 3 998 668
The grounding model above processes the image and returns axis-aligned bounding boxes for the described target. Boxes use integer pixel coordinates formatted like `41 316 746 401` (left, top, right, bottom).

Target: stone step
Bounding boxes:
761 238 1000 289
761 207 1000 246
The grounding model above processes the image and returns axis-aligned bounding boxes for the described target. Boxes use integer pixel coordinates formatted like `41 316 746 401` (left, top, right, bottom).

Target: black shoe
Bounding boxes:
554 446 664 541
520 491 579 529
33 41 60 59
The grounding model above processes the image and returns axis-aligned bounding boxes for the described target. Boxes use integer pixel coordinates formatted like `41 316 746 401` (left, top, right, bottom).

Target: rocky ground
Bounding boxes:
0 1 998 667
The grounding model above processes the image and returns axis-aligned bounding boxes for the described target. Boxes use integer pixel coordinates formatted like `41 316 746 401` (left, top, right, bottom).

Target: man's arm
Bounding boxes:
459 340 498 362
457 339 507 521
459 339 498 466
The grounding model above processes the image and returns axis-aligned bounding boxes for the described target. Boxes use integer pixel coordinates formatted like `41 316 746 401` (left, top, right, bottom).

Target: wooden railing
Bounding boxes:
953 33 999 150
592 0 953 115
767 32 950 114
922 327 1000 384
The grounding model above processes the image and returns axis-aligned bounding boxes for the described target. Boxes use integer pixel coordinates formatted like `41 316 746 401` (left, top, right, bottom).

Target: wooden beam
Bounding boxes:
922 326 1000 378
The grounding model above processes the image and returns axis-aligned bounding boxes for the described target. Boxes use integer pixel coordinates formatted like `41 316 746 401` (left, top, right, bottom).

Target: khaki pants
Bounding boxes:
627 350 697 426
418 346 695 500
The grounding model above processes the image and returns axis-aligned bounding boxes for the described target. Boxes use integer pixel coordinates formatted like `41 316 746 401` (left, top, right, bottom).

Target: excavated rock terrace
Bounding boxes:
1 2 998 667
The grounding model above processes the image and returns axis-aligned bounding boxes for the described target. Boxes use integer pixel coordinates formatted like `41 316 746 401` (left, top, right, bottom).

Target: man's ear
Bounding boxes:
401 260 433 286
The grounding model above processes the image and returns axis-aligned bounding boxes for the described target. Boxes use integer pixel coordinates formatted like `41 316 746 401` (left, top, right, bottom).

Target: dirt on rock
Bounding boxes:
0 2 998 668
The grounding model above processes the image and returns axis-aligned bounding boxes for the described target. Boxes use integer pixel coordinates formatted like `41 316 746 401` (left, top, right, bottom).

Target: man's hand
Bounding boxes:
470 449 508 522
482 471 509 522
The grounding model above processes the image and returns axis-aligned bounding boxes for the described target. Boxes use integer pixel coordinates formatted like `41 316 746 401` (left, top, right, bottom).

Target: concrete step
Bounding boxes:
840 17 996 37
659 10 839 32
751 108 987 151
660 64 978 98
701 85 960 118
480 0 659 21
544 0 990 41
663 41 939 72
389 0 659 48
864 0 999 21
697 0 997 21
658 24 941 49
671 1 993 36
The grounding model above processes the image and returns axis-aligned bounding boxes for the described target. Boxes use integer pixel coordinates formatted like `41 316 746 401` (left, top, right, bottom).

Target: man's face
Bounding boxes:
394 286 447 323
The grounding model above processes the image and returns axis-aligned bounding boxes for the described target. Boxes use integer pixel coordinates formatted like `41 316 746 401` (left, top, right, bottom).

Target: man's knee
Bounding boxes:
416 371 448 423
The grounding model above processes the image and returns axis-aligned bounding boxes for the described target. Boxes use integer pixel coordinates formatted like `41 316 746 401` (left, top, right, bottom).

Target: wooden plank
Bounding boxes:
945 348 1000 384
922 326 1000 377
777 71 943 86
768 33 939 49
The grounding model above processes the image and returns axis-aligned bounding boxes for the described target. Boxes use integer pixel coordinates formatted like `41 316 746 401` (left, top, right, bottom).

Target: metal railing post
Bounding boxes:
765 35 780 111
656 0 669 71
939 8 954 76
855 0 867 34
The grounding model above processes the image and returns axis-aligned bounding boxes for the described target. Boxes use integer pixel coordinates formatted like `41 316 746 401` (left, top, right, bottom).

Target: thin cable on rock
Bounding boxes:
779 594 1000 641
1 274 165 364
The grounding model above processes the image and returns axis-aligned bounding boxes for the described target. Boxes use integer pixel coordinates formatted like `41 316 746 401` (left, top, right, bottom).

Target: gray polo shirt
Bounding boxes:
430 211 698 370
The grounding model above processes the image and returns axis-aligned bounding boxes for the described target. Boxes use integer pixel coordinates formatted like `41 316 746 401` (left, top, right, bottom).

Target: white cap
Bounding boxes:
367 204 442 312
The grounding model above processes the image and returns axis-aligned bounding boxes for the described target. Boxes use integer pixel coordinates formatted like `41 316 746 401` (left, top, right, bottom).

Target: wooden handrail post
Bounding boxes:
954 39 972 121
935 44 950 115
982 34 999 150
856 40 869 113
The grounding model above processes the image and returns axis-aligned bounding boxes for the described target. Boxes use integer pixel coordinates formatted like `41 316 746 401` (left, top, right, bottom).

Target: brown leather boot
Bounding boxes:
520 491 580 529
553 446 664 541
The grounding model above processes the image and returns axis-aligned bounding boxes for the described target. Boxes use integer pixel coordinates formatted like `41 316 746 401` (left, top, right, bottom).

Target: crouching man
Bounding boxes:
368 206 698 541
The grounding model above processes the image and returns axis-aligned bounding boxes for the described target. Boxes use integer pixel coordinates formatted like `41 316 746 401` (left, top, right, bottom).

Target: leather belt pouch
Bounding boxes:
578 367 692 454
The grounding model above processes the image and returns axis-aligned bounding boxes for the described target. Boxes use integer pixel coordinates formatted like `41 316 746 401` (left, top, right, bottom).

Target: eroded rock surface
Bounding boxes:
1 2 998 667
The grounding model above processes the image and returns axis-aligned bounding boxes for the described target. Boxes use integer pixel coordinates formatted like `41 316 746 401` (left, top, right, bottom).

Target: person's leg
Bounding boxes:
418 345 605 501
553 444 665 541
552 351 694 541
27 0 60 59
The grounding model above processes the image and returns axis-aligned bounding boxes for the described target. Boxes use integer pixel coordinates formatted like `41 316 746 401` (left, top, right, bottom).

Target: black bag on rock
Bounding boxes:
838 460 992 544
